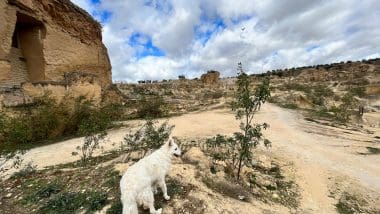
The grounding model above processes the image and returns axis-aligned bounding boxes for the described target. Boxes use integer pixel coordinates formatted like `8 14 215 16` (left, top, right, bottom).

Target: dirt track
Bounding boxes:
3 104 380 212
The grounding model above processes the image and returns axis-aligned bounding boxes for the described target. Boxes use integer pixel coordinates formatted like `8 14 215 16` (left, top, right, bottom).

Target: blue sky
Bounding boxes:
72 0 380 82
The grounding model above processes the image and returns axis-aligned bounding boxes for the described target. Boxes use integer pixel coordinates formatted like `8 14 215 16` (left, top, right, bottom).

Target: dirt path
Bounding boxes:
3 104 380 212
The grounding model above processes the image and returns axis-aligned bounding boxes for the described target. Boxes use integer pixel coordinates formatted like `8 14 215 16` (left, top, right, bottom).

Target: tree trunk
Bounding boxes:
237 156 243 179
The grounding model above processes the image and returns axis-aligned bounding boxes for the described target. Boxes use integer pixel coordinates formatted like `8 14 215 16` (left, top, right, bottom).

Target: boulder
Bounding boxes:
201 70 220 84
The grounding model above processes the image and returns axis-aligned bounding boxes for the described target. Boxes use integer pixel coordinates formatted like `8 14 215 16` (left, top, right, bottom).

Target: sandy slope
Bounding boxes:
2 104 380 212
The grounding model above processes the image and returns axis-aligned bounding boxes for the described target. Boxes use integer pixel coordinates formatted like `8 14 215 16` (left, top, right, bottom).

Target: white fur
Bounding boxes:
120 138 181 214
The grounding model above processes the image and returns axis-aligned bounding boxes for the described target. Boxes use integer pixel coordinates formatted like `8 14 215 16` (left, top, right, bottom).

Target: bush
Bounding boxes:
331 93 357 122
38 192 85 214
66 97 114 136
0 95 70 144
23 181 62 204
281 103 298 109
122 119 174 160
2 114 32 144
0 95 117 146
136 95 167 119
308 84 334 106
282 83 333 106
348 86 366 97
313 107 332 118
87 191 108 211
283 83 311 93
75 131 107 165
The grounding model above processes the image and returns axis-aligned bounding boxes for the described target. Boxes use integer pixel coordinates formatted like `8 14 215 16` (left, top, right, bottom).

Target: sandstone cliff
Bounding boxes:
0 0 112 108
0 0 112 88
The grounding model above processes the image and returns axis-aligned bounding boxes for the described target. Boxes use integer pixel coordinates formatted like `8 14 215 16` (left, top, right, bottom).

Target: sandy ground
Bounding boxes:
2 103 380 213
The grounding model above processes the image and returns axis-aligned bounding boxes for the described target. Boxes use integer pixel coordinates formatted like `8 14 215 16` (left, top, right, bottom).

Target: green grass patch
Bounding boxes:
106 200 122 214
366 147 380 155
280 103 298 109
22 181 62 205
38 191 107 214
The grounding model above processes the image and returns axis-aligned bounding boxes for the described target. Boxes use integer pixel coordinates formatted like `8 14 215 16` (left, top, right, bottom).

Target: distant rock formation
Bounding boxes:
201 70 220 84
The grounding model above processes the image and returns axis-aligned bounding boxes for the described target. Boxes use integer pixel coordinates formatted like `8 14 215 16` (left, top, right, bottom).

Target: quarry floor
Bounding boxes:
2 103 380 213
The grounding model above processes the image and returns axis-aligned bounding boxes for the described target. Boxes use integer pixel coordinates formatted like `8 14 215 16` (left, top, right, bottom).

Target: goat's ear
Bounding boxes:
168 138 173 147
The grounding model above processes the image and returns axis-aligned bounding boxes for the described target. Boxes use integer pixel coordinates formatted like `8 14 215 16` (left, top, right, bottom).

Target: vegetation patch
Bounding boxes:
0 95 124 158
0 163 120 214
136 95 168 119
348 86 366 97
38 191 107 214
173 196 206 214
106 200 123 214
280 103 298 109
11 162 37 178
335 191 378 214
153 178 195 210
121 119 174 160
248 163 300 208
22 181 62 205
366 147 380 155
202 176 251 202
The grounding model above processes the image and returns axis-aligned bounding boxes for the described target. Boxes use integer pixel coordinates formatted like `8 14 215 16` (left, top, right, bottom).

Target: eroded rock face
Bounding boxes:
201 70 220 84
0 0 112 88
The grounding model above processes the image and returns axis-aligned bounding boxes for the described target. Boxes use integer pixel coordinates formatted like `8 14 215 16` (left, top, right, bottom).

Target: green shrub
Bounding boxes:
282 83 311 93
122 119 174 160
3 115 32 144
66 97 114 136
23 181 62 204
313 107 332 118
38 192 85 214
348 86 366 97
1 94 70 144
75 131 107 165
313 84 334 98
87 191 108 211
312 93 357 123
282 83 333 106
281 103 298 109
38 191 108 214
333 93 357 122
30 96 69 141
308 84 334 106
0 95 117 146
136 95 167 119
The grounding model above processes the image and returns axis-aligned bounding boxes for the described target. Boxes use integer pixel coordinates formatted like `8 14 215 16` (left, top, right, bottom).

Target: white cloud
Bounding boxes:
115 56 185 82
71 0 380 82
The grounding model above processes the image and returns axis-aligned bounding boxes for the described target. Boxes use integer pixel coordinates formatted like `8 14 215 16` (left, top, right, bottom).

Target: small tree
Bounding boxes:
122 120 174 161
232 62 271 179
